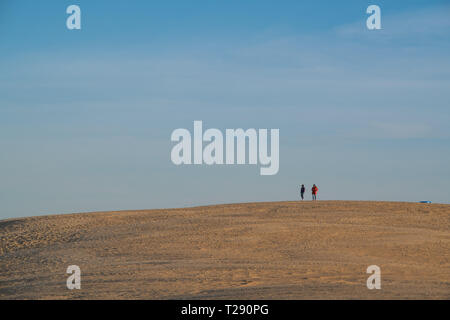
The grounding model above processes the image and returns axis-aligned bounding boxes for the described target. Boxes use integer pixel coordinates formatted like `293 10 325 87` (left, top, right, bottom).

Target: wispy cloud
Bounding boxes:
369 122 432 139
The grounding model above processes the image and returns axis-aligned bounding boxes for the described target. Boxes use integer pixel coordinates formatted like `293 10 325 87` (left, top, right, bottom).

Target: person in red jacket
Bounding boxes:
312 184 318 200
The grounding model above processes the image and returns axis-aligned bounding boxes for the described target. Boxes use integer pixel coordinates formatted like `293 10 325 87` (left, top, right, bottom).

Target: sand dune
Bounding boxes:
0 201 449 299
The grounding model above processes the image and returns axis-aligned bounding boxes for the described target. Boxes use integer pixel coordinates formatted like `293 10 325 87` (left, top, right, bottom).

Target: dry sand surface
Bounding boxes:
0 201 449 300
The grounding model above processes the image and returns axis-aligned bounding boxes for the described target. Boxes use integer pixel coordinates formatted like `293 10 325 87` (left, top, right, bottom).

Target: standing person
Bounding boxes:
312 184 318 200
300 184 305 200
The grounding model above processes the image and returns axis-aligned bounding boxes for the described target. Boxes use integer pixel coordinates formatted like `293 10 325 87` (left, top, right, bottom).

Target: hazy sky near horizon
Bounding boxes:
1 0 449 219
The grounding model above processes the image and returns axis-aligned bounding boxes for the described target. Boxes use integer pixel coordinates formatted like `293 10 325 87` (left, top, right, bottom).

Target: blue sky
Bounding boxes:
1 0 449 219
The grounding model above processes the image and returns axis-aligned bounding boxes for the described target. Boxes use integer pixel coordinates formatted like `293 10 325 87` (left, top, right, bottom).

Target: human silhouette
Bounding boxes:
300 184 305 200
312 184 318 200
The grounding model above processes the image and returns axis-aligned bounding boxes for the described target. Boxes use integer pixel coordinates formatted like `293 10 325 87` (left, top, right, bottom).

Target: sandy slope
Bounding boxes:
0 201 449 300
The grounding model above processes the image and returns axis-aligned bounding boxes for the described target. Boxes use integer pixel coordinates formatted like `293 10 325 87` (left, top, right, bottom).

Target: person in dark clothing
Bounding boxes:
300 184 306 200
